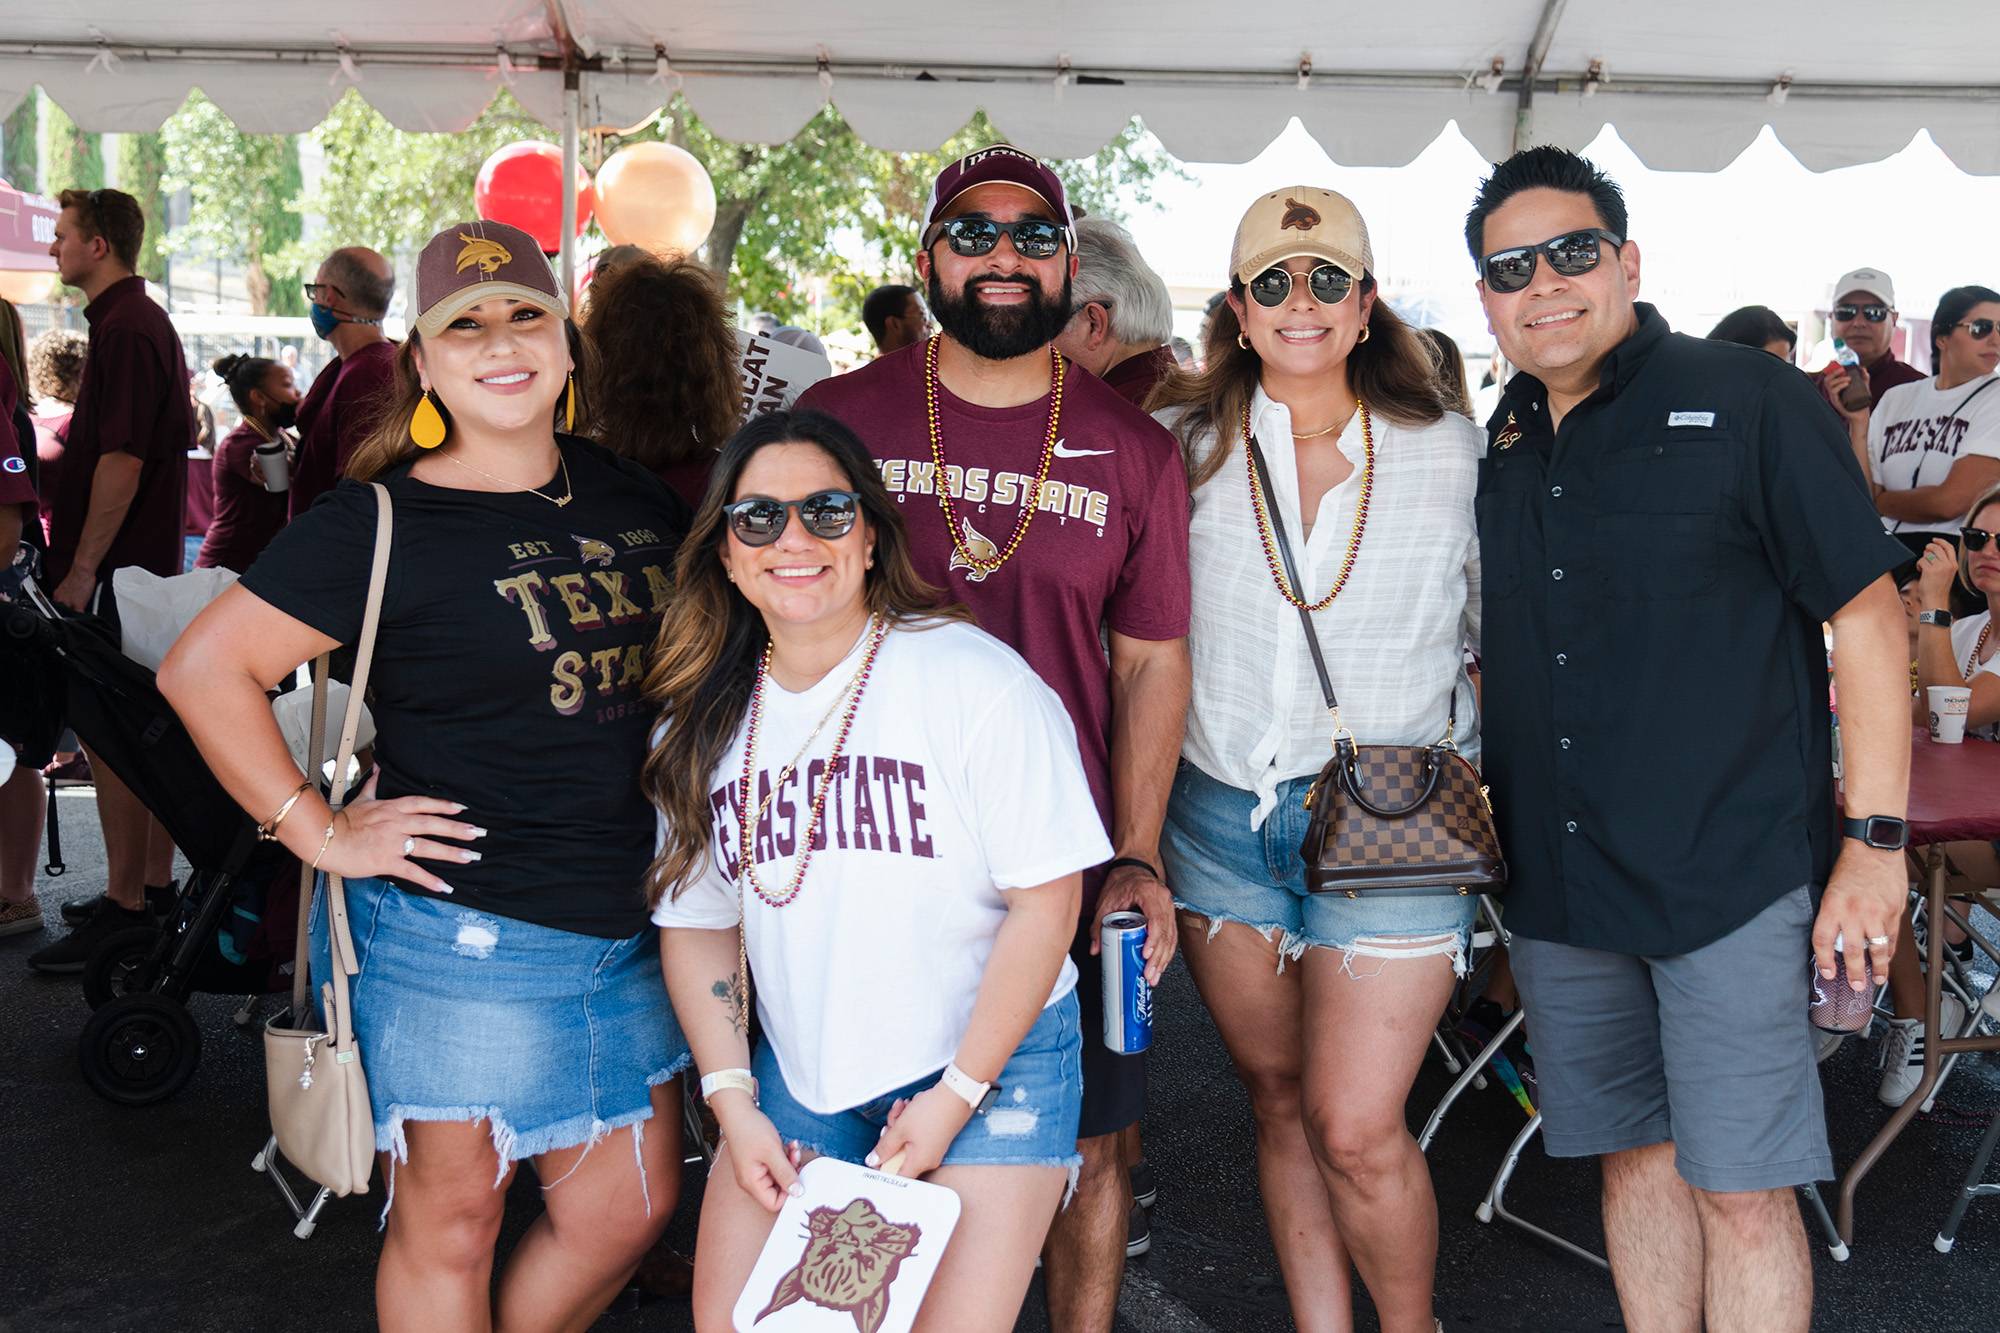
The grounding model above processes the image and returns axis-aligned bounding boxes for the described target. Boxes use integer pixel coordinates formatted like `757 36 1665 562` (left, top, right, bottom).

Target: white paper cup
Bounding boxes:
254 440 290 493
1928 685 1972 744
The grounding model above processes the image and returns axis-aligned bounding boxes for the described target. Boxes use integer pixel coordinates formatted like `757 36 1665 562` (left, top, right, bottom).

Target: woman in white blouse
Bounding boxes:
1150 187 1479 1333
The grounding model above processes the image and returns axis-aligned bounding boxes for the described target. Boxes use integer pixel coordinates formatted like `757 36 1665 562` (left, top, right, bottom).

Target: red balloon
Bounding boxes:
474 142 594 253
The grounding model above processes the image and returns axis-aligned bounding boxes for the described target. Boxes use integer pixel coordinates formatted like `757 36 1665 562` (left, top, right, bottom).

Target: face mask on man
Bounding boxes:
308 303 342 340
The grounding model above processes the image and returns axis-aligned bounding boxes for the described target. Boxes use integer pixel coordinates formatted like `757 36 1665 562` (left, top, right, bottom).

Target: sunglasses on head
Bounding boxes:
1965 527 1995 552
1480 228 1624 294
1247 263 1355 308
1948 319 2000 340
722 490 862 547
930 216 1067 260
1833 304 1890 324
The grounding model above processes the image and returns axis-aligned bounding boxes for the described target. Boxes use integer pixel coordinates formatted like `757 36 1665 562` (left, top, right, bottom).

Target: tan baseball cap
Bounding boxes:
413 219 569 339
1230 187 1373 286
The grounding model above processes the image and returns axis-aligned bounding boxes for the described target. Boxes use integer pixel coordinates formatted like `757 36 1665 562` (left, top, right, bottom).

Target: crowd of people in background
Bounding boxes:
0 136 1995 1333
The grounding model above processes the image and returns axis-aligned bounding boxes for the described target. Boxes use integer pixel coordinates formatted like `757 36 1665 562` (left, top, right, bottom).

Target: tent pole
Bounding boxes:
1513 0 1570 153
560 69 579 299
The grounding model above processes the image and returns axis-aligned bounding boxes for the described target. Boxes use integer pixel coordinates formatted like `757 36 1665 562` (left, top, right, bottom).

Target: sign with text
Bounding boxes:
737 329 831 418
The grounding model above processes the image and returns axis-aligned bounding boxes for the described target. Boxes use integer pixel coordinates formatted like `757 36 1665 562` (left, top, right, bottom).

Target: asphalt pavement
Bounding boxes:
4 792 1997 1331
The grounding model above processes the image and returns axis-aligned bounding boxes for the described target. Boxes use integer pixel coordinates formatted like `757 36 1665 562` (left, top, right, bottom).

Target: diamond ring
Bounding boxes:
1867 934 1891 947
403 837 416 856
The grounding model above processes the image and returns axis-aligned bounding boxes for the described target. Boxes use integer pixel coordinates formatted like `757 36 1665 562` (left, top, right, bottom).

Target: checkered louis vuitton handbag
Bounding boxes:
1249 439 1506 899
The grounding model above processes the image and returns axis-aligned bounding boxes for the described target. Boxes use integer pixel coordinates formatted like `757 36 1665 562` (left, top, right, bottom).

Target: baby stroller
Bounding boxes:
1 578 297 1106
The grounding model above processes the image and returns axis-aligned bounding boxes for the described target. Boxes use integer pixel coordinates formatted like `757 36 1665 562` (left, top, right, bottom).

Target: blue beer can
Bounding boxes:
1100 911 1153 1053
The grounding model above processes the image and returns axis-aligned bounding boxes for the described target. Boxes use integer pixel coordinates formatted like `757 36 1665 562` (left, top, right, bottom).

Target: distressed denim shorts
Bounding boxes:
754 990 1084 1172
1162 760 1474 973
309 875 691 1192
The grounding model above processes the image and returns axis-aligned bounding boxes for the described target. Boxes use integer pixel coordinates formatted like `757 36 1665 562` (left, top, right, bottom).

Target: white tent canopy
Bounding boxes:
5 2 2000 173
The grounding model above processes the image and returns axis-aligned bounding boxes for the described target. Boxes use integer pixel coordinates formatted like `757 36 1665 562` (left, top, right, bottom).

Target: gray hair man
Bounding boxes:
1055 218 1178 407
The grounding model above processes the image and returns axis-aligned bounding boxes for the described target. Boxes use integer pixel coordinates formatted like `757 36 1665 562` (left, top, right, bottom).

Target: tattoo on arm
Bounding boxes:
711 976 748 1037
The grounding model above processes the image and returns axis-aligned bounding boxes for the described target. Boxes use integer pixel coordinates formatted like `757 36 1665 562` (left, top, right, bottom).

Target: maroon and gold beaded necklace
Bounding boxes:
1242 398 1375 612
1967 621 1993 682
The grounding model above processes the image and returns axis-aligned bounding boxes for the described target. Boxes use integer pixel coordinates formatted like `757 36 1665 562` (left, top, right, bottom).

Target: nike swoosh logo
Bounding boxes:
1051 441 1113 458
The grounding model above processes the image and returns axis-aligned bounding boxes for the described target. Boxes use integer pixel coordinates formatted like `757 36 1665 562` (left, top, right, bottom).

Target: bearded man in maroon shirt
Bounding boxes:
31 188 192 972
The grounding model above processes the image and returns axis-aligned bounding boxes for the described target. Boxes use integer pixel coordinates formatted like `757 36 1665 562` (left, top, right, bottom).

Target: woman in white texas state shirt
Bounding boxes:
646 409 1110 1332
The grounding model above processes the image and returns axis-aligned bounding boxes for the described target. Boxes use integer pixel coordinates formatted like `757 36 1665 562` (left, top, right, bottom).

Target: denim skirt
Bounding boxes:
308 875 690 1178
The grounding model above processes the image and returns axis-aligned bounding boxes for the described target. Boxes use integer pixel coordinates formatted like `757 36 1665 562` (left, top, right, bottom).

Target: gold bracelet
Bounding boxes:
310 817 340 872
257 781 314 842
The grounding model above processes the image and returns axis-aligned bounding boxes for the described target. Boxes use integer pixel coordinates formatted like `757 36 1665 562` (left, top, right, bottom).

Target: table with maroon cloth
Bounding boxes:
1837 730 2000 1244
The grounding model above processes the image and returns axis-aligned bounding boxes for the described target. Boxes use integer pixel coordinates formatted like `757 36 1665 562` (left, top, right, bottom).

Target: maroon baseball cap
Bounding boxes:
413 219 569 339
925 144 1075 242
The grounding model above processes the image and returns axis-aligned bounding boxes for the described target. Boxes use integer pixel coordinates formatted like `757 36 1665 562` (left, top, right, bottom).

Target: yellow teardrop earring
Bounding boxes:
563 372 576 433
410 389 447 449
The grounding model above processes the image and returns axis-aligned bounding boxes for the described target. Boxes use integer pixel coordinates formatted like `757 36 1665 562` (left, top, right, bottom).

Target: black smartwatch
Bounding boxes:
1917 609 1953 628
1842 815 1909 851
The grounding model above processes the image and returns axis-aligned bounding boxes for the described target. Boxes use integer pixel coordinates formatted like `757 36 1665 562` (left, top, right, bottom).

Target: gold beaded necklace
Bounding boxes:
923 335 1066 578
1243 398 1374 612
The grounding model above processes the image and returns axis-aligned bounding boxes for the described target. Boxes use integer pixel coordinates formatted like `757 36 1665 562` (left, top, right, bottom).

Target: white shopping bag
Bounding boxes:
271 681 376 776
111 566 240 671
737 329 831 417
733 1156 961 1333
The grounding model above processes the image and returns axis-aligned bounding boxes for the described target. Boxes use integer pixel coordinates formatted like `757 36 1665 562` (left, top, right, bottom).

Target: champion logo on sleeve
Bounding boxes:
1 456 23 473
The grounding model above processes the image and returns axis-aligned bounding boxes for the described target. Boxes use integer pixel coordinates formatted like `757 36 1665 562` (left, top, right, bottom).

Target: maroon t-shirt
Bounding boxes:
196 421 289 573
1868 352 1928 405
798 342 1192 916
46 276 192 586
289 339 396 518
1100 345 1178 410
184 452 215 537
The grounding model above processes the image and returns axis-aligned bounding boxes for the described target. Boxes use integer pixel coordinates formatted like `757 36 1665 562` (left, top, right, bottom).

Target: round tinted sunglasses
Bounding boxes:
1947 319 2000 340
1833 304 1890 323
722 490 862 546
930 217 1067 260
1480 228 1624 294
1247 263 1355 308
1965 527 1995 552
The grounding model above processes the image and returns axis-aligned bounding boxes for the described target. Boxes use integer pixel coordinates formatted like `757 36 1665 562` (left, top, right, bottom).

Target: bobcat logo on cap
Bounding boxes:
456 233 512 277
573 535 616 567
756 1197 922 1333
1280 197 1321 232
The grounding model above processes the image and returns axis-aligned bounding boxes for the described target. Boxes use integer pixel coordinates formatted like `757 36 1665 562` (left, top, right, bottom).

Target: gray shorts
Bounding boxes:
1509 886 1832 1193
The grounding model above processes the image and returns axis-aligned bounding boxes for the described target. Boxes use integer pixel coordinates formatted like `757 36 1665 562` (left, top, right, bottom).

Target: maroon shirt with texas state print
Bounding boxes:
797 341 1192 917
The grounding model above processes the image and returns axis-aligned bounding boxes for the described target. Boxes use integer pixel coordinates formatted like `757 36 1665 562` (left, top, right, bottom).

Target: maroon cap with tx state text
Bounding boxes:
924 144 1075 242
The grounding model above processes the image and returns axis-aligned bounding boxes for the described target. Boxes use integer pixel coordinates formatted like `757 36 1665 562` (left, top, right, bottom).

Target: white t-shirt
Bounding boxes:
651 618 1110 1114
1951 610 1999 742
1868 374 2000 533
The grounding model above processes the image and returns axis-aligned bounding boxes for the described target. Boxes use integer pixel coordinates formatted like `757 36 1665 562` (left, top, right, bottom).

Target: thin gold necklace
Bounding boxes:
438 446 573 507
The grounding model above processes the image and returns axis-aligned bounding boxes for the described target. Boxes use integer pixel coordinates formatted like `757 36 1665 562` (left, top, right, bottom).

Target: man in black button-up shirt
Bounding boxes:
1468 148 1911 1332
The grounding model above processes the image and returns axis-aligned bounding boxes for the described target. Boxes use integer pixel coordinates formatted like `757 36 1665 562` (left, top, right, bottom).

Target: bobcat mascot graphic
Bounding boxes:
946 516 1002 584
756 1197 924 1333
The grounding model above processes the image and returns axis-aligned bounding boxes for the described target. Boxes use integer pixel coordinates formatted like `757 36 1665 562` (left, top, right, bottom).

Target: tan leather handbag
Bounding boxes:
1248 439 1506 899
263 482 391 1196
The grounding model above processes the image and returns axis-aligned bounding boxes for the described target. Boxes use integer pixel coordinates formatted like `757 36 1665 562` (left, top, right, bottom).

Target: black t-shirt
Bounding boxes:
239 436 689 937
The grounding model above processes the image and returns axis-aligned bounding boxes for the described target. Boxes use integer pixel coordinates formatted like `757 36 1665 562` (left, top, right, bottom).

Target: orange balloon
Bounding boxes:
593 142 717 258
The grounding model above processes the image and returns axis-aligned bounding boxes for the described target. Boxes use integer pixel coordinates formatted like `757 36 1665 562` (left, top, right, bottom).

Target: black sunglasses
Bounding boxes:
1965 527 1995 552
1833 304 1890 324
722 490 862 547
1948 319 2000 340
1247 264 1355 308
1480 228 1624 294
302 282 345 303
929 217 1067 260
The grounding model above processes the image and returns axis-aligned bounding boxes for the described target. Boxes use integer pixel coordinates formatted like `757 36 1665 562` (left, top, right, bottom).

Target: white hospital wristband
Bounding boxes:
699 1068 758 1106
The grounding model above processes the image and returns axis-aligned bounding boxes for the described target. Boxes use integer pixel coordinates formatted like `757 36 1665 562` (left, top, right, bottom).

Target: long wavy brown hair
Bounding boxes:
345 321 593 483
1147 273 1446 489
582 254 741 477
642 410 968 906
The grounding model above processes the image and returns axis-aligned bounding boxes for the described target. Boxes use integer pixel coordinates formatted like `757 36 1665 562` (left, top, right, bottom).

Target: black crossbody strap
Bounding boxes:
1247 435 1339 715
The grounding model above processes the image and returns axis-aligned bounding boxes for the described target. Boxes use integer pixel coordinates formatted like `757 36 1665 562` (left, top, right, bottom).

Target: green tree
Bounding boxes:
117 132 170 284
3 94 37 191
39 98 103 197
160 93 302 315
651 102 1186 330
303 89 552 260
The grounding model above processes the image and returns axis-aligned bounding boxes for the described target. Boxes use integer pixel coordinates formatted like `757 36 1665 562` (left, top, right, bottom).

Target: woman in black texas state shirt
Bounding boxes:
163 220 690 1328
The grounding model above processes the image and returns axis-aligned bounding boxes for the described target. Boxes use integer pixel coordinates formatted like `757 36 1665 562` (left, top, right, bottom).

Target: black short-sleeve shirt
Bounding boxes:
239 436 689 938
1477 304 1908 956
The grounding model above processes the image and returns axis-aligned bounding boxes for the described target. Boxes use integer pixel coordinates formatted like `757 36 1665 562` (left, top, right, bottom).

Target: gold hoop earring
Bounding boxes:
410 389 447 449
562 372 576 433
1236 332 1250 350
1357 325 1372 344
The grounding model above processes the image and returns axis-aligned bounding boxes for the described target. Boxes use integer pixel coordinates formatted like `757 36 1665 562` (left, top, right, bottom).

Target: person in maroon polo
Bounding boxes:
196 353 298 573
1054 217 1180 410
798 145 1191 1333
31 187 192 972
1821 266 1927 407
289 245 396 516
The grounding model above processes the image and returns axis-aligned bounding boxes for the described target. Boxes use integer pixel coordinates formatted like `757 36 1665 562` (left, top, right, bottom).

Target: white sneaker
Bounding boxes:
1877 996 1968 1107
